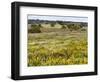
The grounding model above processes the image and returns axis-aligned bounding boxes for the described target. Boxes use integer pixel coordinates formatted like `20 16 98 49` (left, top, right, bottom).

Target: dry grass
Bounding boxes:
28 30 88 66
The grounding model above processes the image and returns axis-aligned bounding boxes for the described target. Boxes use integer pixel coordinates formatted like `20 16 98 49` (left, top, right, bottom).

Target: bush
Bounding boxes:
28 24 41 33
81 28 86 31
67 24 82 31
67 24 73 31
38 24 42 27
57 21 63 25
31 24 37 27
50 23 55 27
74 24 82 30
61 25 66 29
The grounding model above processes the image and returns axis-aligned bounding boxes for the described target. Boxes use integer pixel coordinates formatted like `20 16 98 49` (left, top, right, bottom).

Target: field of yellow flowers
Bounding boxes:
28 31 88 66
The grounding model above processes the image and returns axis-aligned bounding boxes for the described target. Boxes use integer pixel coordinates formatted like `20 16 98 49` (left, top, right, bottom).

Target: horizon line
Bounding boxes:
28 14 88 23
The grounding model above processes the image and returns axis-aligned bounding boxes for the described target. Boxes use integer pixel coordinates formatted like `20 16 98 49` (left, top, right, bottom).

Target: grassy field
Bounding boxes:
28 29 88 66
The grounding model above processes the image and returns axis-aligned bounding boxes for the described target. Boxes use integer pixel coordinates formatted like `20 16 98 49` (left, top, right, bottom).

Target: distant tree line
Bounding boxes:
28 21 87 33
28 19 88 26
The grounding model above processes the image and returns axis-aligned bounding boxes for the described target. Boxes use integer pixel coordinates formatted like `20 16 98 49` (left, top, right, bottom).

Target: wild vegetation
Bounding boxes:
28 20 88 66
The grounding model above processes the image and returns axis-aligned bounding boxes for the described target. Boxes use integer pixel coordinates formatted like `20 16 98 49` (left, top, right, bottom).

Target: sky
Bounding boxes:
28 15 88 22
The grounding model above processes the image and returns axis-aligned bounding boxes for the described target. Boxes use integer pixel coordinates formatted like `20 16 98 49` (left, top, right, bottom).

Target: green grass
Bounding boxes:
28 31 88 66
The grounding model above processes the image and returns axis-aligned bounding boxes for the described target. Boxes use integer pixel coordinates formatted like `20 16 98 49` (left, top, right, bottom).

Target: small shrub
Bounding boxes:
50 23 55 27
81 28 86 31
67 24 82 31
57 21 63 25
28 24 41 33
61 25 66 29
38 24 42 27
